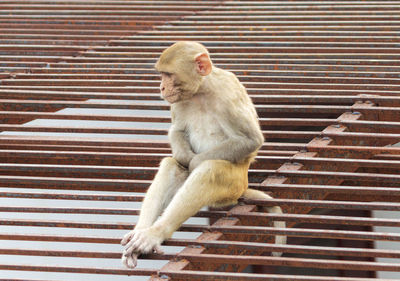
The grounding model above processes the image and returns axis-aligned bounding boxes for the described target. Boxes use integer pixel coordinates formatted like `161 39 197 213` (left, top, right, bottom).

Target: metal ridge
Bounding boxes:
1 0 399 280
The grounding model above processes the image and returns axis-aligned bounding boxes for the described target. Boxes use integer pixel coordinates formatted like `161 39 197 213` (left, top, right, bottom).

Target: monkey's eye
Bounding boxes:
161 72 172 78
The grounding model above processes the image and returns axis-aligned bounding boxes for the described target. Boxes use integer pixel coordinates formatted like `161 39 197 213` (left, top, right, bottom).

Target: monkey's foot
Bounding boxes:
121 251 139 268
121 228 164 268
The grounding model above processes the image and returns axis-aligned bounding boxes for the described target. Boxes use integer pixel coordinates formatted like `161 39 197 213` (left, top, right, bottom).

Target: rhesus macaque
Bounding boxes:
121 41 286 268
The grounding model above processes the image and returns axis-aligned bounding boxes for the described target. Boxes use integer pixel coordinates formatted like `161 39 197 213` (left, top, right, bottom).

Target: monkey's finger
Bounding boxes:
122 253 137 269
121 234 132 246
153 245 164 255
121 231 134 246
124 239 140 256
121 254 129 268
127 254 138 268
123 235 140 254
123 248 129 257
121 236 130 246
123 244 135 256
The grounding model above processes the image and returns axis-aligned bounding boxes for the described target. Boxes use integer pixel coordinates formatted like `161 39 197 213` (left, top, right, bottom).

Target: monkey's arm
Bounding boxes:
189 111 264 171
169 125 196 168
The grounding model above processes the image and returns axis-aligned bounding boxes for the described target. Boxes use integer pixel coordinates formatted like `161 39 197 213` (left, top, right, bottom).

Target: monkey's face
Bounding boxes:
160 72 193 104
156 42 213 104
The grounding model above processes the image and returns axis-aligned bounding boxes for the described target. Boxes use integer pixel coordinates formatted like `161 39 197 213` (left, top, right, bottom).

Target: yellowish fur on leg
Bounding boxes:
122 159 251 265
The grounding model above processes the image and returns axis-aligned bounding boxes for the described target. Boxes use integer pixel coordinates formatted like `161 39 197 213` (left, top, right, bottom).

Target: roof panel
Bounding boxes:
0 0 399 280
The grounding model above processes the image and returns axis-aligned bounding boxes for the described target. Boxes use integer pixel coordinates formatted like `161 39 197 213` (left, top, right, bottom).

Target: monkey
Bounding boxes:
121 41 286 268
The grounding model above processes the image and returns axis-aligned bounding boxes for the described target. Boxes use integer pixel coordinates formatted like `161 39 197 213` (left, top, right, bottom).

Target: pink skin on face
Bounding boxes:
160 73 180 104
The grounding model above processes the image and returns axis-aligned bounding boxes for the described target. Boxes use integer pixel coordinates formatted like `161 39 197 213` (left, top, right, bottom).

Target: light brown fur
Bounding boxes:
121 42 286 268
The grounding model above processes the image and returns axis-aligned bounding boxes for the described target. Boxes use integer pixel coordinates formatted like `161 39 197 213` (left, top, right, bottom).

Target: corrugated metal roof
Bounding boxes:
0 0 399 280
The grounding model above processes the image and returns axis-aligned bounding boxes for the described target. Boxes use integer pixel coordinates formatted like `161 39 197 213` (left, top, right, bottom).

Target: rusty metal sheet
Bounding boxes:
0 0 400 280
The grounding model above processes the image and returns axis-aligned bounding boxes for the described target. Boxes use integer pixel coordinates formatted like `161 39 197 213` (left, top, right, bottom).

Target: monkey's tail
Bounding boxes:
241 188 286 256
265 205 287 256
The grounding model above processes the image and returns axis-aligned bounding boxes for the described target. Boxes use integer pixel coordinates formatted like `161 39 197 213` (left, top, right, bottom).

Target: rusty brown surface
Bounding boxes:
1 0 400 280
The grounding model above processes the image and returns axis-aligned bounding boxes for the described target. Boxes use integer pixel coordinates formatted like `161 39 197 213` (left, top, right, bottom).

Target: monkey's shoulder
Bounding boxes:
212 67 248 97
212 67 242 85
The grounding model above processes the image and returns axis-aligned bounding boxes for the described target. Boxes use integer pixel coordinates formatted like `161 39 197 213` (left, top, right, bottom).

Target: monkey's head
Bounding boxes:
155 41 213 104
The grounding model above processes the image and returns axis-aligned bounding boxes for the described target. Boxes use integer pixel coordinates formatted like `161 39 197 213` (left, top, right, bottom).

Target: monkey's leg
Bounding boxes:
121 157 188 268
136 157 188 230
123 160 247 257
242 188 287 255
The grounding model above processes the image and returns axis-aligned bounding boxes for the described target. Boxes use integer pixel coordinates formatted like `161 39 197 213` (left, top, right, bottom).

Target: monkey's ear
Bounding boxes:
194 53 212 76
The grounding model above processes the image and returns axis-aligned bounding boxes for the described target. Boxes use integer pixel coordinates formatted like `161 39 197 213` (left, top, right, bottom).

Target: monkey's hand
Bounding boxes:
173 149 195 168
121 228 164 268
169 128 196 168
188 154 206 172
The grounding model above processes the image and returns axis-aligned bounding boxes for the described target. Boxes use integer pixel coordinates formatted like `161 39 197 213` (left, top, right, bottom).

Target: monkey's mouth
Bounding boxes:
163 93 179 103
163 93 177 98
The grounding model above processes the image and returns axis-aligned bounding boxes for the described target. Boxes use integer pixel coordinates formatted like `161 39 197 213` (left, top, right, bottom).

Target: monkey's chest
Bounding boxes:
186 114 226 154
